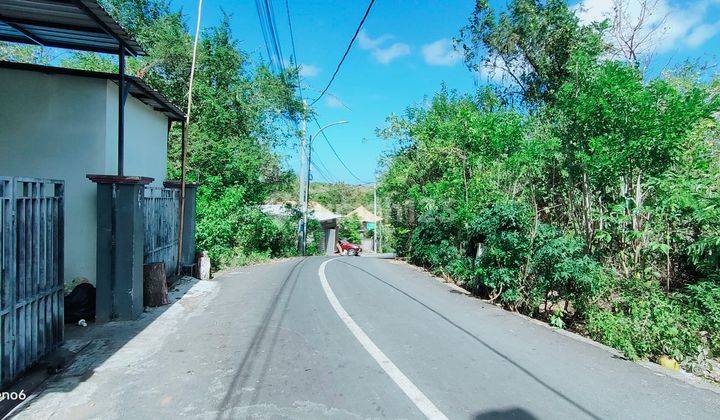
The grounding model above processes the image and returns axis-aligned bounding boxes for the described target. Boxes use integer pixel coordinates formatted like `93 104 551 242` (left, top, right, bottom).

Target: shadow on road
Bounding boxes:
474 407 538 419
336 259 601 420
215 257 308 419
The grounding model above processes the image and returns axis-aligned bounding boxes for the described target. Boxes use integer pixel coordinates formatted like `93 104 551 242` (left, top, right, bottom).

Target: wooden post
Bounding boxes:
165 180 197 273
176 0 204 274
176 122 187 276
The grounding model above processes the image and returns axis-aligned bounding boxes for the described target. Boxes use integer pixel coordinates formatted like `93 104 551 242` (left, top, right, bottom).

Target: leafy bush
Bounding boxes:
685 281 720 354
378 80 719 362
467 202 532 307
338 215 362 244
197 186 297 265
196 186 246 263
531 226 612 315
306 219 326 256
404 208 465 275
587 283 704 361
413 240 464 271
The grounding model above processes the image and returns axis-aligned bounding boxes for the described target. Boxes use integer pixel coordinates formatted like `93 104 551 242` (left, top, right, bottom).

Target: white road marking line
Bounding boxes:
319 259 449 420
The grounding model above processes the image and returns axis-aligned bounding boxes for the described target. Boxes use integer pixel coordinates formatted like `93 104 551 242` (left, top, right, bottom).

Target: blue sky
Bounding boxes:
173 0 720 185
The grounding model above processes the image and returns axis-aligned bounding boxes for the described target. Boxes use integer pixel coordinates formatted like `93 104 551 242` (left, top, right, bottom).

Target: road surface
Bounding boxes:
14 257 720 419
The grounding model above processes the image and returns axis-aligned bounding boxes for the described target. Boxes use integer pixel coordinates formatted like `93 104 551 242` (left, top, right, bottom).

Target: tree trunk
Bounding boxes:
666 224 672 291
143 262 169 307
581 171 593 252
633 173 644 266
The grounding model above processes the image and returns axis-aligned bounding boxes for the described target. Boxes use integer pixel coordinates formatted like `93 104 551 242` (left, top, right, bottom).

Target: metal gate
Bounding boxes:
143 187 180 278
1 177 64 387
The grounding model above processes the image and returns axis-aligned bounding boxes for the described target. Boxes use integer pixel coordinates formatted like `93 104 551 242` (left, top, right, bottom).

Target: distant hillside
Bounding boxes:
266 180 374 216
309 182 373 215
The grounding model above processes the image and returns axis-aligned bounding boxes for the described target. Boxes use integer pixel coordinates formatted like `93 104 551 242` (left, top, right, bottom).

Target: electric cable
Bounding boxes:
311 115 370 184
310 0 376 105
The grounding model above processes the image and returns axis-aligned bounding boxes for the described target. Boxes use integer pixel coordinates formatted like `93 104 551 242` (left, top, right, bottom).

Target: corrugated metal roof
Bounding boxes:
0 0 145 55
0 60 185 120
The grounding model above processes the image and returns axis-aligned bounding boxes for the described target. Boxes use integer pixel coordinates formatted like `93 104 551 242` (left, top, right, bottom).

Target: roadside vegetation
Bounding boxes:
338 215 363 244
378 0 720 374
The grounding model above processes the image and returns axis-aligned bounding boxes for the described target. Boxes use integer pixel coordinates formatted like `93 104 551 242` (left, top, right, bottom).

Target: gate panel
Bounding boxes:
0 177 64 388
0 177 14 385
143 187 180 278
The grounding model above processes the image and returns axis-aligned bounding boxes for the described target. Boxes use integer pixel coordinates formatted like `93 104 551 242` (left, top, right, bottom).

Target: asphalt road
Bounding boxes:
14 257 720 419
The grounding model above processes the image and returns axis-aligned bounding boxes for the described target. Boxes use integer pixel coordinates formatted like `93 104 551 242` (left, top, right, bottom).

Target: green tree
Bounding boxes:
457 0 607 105
338 215 362 244
379 9 720 365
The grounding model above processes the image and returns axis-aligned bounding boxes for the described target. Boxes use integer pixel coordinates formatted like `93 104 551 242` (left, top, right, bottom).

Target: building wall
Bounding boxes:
104 82 168 185
0 68 107 287
0 68 169 287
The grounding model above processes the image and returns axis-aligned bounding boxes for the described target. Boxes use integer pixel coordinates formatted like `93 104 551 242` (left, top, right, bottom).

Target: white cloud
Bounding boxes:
325 95 344 108
686 22 720 47
358 29 392 50
574 0 720 54
299 63 320 77
372 43 411 64
357 29 411 64
421 38 462 66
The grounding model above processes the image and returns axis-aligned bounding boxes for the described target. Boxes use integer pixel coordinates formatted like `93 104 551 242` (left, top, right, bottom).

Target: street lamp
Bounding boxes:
301 120 348 255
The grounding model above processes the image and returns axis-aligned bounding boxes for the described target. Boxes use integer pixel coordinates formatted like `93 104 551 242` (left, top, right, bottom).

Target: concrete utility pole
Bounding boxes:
303 136 312 255
298 101 307 254
378 200 383 253
373 178 378 253
302 120 348 254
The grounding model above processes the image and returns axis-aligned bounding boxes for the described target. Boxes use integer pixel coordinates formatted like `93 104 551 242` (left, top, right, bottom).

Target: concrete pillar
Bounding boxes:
326 228 337 256
163 181 198 268
88 175 153 322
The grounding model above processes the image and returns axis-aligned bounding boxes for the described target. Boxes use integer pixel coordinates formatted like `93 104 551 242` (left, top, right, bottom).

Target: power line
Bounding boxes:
284 0 303 99
308 144 330 180
310 0 376 106
278 0 309 254
311 115 369 184
255 0 285 73
264 0 284 70
310 144 338 182
310 161 332 183
311 148 336 182
281 4 362 188
284 3 338 184
255 0 274 69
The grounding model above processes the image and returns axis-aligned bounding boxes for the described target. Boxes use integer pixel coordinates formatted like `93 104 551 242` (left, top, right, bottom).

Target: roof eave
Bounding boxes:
0 0 146 56
0 60 184 121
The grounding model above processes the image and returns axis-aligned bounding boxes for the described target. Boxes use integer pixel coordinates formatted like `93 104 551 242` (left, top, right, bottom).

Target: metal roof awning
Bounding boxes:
126 77 185 121
0 0 145 56
0 60 185 121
